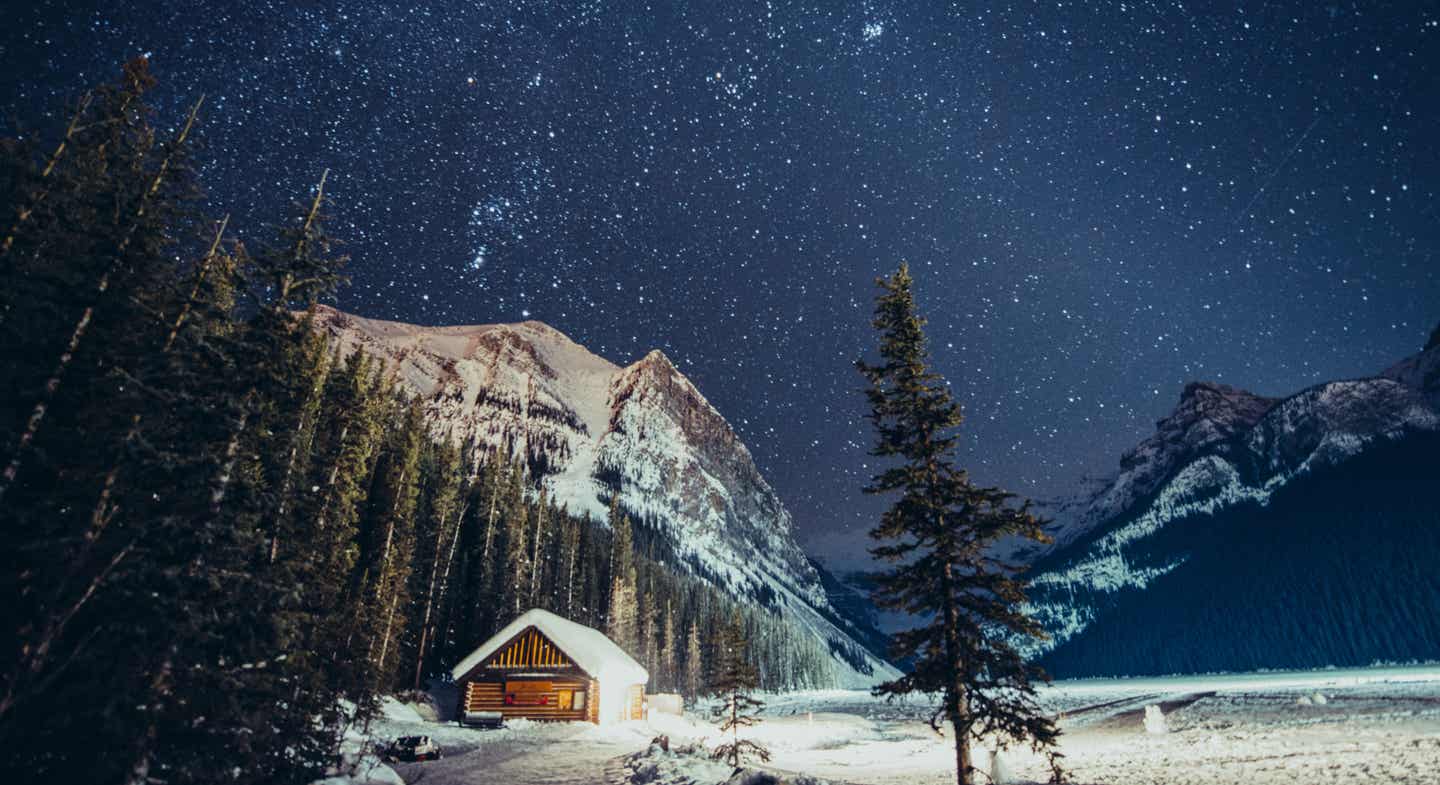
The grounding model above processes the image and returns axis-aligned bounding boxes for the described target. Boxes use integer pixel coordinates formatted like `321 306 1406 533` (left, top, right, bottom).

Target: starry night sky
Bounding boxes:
3 2 1437 569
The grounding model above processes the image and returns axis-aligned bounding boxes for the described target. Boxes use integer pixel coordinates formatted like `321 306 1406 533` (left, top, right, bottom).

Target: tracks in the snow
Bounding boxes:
1062 691 1217 731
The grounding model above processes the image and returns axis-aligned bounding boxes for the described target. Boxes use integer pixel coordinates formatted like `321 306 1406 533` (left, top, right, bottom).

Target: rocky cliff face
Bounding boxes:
309 306 897 686
1024 339 1440 675
1038 382 1280 552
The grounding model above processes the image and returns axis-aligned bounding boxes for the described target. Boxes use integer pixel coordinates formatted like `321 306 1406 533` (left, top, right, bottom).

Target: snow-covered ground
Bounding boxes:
357 666 1440 785
742 666 1440 785
367 698 656 785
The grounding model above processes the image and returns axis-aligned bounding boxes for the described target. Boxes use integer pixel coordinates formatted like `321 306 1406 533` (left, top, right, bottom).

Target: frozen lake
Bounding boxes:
371 665 1440 785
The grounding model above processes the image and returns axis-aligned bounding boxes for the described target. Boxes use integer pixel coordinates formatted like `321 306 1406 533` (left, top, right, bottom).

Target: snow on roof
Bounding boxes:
451 608 648 685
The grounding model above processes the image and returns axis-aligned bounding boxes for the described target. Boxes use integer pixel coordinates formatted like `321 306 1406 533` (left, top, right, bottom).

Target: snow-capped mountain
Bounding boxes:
1024 334 1440 677
308 305 898 686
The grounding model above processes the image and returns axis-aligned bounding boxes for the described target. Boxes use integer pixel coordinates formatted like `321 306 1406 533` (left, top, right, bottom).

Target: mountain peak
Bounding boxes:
1124 380 1277 474
1026 336 1440 677
639 348 674 368
307 306 898 687
1169 380 1279 433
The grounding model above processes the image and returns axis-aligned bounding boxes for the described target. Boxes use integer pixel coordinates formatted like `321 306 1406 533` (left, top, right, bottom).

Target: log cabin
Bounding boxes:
451 608 648 725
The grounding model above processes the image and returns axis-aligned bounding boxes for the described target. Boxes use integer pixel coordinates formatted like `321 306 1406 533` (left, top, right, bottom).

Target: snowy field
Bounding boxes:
357 665 1440 785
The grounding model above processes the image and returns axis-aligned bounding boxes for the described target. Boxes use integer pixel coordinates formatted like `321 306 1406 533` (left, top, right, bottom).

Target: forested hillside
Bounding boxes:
1038 432 1440 677
0 60 838 785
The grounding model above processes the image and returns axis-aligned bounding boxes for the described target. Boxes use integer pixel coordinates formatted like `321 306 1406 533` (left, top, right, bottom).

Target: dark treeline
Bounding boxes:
0 60 834 784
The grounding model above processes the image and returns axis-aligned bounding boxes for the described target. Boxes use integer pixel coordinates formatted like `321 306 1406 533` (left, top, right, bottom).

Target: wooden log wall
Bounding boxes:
462 677 591 722
627 684 644 721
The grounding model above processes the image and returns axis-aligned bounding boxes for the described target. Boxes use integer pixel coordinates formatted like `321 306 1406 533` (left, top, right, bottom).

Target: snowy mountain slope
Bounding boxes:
1032 382 1279 553
1023 337 1440 675
308 306 897 686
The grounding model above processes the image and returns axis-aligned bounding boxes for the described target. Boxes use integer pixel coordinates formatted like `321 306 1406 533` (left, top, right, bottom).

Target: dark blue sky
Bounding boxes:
4 1 1436 569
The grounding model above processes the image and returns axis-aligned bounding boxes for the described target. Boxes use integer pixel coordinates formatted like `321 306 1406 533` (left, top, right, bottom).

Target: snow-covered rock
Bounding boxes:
988 747 1014 783
1143 705 1168 734
309 306 896 686
1035 381 1279 552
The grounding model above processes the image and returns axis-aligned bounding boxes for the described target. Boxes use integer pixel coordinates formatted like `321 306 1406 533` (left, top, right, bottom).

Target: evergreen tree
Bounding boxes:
528 488 549 605
362 399 423 689
445 457 496 652
709 612 769 768
503 494 531 618
605 500 639 655
0 58 198 506
639 591 658 679
575 511 601 623
559 512 582 617
488 460 527 625
684 620 705 697
287 345 387 738
660 599 679 692
406 438 466 689
856 263 1063 785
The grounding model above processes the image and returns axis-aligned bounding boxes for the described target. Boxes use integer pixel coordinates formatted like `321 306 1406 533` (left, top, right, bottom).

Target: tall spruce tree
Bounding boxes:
856 263 1063 785
709 612 769 768
363 399 423 689
684 620 705 698
503 498 531 618
0 58 198 506
660 599 679 692
605 499 639 655
406 437 466 689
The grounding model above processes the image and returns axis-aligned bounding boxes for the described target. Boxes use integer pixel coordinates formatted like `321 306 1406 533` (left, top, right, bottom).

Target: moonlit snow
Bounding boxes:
1142 704 1168 734
363 665 1440 785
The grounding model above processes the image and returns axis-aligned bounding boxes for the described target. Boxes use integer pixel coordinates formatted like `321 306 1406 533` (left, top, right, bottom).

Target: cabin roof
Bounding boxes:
451 608 648 685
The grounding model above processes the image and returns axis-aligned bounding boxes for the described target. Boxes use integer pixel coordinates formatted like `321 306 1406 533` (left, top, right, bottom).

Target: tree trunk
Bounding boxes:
564 524 578 616
941 551 972 785
313 424 350 530
375 588 400 677
952 713 973 785
161 214 229 353
373 467 406 599
363 462 408 664
480 476 500 562
210 392 254 513
528 504 544 603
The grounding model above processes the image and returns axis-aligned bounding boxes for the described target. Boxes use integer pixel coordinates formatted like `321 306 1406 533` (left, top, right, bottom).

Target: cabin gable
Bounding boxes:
455 625 589 683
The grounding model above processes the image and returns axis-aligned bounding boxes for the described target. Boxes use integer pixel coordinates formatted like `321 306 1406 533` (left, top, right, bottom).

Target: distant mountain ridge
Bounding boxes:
1023 333 1440 676
308 305 898 686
